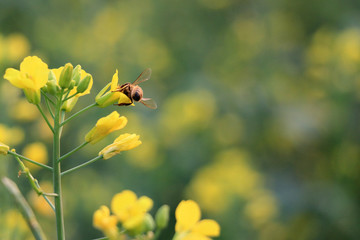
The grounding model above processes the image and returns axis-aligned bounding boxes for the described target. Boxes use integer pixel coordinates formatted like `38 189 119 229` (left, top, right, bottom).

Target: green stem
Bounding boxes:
53 93 65 240
58 142 88 163
2 177 47 240
61 155 103 176
41 89 55 105
60 102 97 127
36 104 54 133
8 151 52 171
45 97 55 119
63 92 78 102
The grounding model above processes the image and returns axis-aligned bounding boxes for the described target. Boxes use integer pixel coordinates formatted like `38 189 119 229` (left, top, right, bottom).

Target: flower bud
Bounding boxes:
143 213 155 232
59 63 73 88
155 205 170 229
0 142 9 155
77 74 92 93
46 79 59 95
23 88 41 104
72 65 82 85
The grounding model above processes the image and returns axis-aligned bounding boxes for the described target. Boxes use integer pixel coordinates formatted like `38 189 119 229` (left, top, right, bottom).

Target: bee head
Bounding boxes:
131 86 143 102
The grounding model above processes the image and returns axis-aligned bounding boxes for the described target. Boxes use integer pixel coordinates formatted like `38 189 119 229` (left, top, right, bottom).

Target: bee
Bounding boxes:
114 68 157 109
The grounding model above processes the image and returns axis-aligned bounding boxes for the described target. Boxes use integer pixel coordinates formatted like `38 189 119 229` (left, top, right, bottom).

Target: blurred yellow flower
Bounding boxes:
6 34 30 63
3 56 49 104
85 111 128 144
28 181 54 217
22 142 48 171
10 99 39 121
0 209 32 239
93 205 118 239
175 200 220 240
0 142 9 155
99 133 141 160
111 190 153 230
95 69 124 108
244 190 278 228
0 124 24 145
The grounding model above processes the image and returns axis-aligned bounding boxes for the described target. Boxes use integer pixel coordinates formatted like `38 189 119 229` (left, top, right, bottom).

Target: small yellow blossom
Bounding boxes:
3 56 49 104
99 133 141 160
175 200 220 240
111 190 153 230
0 124 24 145
0 142 9 155
85 111 128 144
93 205 119 239
22 142 48 171
96 69 125 107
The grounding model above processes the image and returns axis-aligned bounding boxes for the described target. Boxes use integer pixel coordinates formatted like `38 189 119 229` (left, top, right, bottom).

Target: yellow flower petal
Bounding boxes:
99 133 141 160
93 205 118 234
3 68 28 89
0 142 9 155
137 196 153 212
19 56 48 89
85 111 128 144
192 219 220 237
175 200 201 232
111 190 137 221
182 232 211 240
110 70 119 91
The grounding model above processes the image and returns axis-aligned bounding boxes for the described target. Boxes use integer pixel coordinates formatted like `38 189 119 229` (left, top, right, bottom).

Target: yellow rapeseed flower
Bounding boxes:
174 200 220 240
99 133 141 160
111 190 153 230
93 205 118 240
85 111 128 144
0 142 9 155
95 69 125 107
3 56 49 104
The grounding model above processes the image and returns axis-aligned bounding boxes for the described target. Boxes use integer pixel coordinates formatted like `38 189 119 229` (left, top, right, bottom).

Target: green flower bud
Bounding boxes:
23 88 41 104
41 85 48 93
68 80 76 90
72 65 82 85
77 74 92 93
46 80 59 95
143 213 155 232
155 205 170 229
48 70 56 81
59 63 73 88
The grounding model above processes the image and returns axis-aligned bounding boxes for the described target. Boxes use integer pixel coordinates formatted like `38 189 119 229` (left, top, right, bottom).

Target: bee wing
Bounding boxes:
133 68 152 85
140 98 157 109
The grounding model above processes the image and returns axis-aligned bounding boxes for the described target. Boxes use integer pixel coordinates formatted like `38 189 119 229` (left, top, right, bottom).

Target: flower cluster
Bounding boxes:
93 191 220 240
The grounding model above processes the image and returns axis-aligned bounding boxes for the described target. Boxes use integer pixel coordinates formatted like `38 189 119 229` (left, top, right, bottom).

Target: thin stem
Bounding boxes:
61 155 103 176
8 151 52 171
60 102 97 127
36 104 54 133
41 89 55 105
53 92 65 240
58 142 88 163
2 177 47 240
63 92 78 102
45 97 55 119
34 180 55 211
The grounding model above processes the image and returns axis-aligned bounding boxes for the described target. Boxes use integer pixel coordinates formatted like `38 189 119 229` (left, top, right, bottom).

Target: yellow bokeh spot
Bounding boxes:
0 124 24 146
28 181 54 217
22 142 48 171
244 190 278 228
10 99 39 122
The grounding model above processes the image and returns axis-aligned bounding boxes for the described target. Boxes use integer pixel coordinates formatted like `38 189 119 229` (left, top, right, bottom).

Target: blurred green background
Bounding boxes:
1 0 360 239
